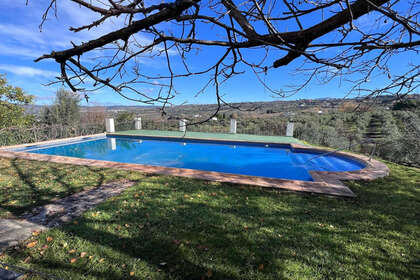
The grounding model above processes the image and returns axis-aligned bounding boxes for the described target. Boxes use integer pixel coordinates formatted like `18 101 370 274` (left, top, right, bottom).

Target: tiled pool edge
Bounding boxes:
0 134 389 198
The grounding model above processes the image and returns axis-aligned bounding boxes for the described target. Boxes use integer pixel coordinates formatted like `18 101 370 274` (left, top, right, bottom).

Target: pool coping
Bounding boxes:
0 133 389 198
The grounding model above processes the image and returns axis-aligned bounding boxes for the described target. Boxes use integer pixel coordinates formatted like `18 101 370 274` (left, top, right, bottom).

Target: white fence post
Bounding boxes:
179 119 187 132
286 122 294 137
230 119 237 134
105 118 115 133
134 117 142 130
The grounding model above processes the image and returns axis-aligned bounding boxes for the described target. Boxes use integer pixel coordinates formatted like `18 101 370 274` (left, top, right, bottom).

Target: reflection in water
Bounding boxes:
107 138 116 151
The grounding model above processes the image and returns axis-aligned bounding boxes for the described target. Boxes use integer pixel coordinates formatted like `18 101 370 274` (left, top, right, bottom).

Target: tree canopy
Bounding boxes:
42 89 81 126
35 0 419 116
0 74 34 128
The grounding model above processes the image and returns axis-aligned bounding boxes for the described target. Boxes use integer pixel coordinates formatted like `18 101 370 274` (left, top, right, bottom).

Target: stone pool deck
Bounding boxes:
0 131 389 198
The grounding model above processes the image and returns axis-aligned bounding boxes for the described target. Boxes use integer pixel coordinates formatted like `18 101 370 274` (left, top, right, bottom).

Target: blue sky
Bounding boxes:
0 0 418 106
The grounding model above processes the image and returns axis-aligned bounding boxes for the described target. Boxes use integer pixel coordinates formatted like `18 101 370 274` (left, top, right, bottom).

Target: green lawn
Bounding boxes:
0 157 143 218
0 157 419 279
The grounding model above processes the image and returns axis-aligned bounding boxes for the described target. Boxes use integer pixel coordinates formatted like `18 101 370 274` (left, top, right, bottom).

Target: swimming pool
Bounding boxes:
13 136 365 181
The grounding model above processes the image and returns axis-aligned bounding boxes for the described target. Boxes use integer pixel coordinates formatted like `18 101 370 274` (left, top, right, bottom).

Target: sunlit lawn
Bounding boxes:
0 157 419 279
0 158 143 218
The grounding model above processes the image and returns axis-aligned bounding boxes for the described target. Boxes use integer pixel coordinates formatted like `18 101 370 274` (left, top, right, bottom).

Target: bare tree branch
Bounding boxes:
30 0 419 117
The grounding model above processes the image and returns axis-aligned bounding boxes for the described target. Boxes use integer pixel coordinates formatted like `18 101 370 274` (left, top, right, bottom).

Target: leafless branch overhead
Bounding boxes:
33 0 419 116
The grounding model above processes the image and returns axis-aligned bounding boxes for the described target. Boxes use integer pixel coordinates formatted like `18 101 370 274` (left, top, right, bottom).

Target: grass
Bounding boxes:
0 157 143 218
0 157 419 279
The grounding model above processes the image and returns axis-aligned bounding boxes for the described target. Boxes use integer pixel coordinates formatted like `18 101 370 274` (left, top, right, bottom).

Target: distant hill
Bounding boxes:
24 94 419 118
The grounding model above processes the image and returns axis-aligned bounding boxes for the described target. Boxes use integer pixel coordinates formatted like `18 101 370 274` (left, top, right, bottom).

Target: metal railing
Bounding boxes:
0 118 289 147
0 124 105 147
113 118 288 136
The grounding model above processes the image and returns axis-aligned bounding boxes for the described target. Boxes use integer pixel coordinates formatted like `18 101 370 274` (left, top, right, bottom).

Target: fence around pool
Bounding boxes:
0 118 295 147
112 117 294 136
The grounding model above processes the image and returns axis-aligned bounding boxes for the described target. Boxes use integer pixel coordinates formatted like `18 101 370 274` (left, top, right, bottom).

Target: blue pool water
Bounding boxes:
15 136 365 181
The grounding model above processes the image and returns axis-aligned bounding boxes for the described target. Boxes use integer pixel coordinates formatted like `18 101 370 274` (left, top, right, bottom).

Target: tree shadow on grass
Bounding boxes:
5 166 419 280
2 161 419 279
0 158 126 217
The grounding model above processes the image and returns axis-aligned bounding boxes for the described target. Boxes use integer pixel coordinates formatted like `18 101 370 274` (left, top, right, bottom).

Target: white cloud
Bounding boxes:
0 2 160 61
0 23 46 45
0 43 43 59
0 64 59 78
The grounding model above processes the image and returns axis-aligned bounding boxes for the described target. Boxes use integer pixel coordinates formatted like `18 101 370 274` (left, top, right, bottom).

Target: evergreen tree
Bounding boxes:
42 89 81 126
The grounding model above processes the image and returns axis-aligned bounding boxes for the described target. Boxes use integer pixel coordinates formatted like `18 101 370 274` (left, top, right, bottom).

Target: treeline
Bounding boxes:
243 107 419 166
